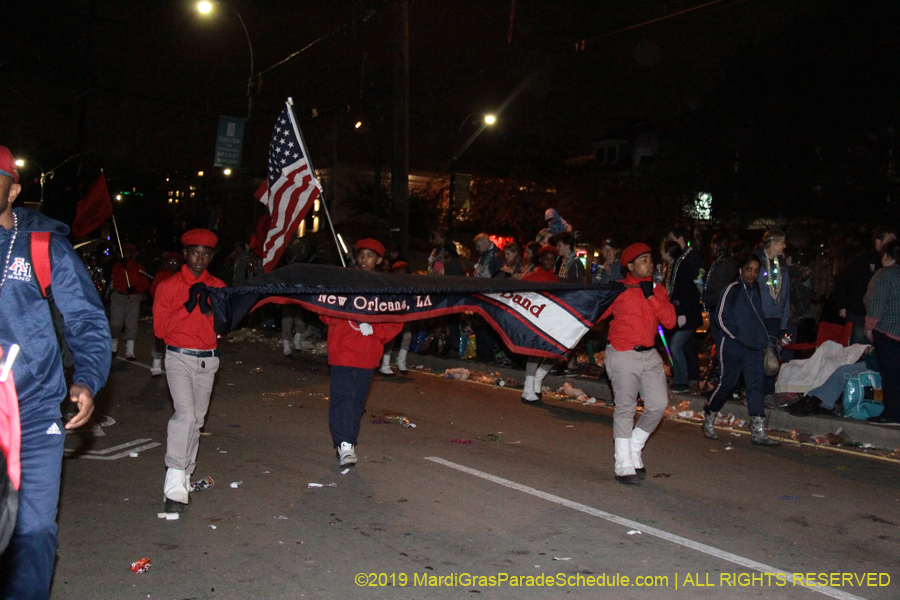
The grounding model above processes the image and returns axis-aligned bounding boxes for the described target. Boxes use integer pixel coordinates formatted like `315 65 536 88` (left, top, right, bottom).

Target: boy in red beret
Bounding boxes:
322 239 402 467
600 243 676 485
520 245 560 403
153 229 225 512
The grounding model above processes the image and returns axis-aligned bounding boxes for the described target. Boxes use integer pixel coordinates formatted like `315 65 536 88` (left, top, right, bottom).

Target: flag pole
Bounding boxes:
110 214 131 288
285 98 346 268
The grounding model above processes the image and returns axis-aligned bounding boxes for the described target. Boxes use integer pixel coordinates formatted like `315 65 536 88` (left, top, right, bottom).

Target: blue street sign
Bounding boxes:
214 116 246 169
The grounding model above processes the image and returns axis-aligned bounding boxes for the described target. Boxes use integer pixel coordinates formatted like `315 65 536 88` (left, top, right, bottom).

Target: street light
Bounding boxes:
447 113 496 229
14 158 47 210
196 1 255 121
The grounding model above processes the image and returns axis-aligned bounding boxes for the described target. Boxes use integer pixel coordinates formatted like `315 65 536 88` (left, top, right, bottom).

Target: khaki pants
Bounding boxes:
164 350 219 475
606 345 669 439
109 292 141 341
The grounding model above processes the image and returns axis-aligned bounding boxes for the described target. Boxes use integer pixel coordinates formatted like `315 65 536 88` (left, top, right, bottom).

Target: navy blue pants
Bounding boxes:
329 366 375 447
705 333 766 416
0 416 64 600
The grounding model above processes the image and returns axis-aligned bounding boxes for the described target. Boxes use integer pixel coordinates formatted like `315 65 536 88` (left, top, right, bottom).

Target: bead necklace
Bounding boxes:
763 253 782 302
665 252 685 297
559 253 578 279
0 213 19 293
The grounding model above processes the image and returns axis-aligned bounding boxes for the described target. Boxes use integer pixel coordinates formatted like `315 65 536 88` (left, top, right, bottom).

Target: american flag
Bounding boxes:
259 98 321 272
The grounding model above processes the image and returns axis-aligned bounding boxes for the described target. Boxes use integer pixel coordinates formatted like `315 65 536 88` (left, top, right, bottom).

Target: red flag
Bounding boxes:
259 99 322 272
72 173 113 238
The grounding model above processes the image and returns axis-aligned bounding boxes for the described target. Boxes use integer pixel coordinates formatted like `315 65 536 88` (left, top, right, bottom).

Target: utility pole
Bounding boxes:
391 0 410 255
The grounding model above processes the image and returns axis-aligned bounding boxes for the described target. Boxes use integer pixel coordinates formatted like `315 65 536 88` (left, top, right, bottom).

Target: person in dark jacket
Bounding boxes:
753 229 790 395
701 233 737 392
703 233 738 312
833 227 897 344
594 239 624 285
667 225 705 290
551 232 586 282
0 147 111 599
662 240 703 393
703 254 779 446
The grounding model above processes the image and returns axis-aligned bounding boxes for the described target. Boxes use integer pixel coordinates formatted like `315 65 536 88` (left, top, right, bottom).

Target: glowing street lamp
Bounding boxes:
196 1 255 120
447 113 497 229
223 168 232 176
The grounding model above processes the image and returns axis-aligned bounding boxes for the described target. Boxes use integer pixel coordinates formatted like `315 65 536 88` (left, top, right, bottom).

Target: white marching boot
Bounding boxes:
630 427 651 479
521 374 540 403
125 340 136 360
396 348 409 374
283 339 292 356
379 353 395 376
150 358 162 377
614 438 640 485
164 468 189 512
293 332 302 350
533 362 552 398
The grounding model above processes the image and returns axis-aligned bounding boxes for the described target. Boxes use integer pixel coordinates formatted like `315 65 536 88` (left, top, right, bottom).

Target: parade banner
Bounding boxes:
208 263 623 359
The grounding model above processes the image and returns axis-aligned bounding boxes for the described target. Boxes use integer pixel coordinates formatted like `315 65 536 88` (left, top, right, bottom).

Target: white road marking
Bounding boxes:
64 413 117 438
65 438 161 460
115 356 161 373
425 456 870 600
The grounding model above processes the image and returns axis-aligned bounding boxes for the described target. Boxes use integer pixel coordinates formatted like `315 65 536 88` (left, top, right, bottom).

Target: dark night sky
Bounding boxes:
3 1 900 224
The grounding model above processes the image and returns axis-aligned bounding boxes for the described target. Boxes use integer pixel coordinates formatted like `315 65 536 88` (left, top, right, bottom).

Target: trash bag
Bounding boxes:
843 371 883 420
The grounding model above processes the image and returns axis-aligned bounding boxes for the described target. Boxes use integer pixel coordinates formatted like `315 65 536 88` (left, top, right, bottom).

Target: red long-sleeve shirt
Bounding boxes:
522 268 560 283
602 273 676 351
153 265 225 350
321 316 403 369
112 259 150 294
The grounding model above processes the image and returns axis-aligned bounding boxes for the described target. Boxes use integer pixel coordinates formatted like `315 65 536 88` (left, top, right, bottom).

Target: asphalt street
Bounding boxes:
50 326 899 600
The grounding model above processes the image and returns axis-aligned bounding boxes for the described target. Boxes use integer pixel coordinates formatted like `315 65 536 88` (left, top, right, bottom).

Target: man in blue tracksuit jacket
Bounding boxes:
702 253 779 446
0 147 111 600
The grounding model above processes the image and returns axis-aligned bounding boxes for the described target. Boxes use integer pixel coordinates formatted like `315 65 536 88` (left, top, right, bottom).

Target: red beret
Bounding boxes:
0 146 19 183
163 252 182 262
355 238 385 257
391 261 409 272
123 243 137 254
537 245 558 257
620 243 652 266
181 228 218 248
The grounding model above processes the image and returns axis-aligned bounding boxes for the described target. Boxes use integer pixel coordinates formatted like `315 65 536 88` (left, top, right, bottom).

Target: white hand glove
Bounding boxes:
677 315 687 328
359 323 374 336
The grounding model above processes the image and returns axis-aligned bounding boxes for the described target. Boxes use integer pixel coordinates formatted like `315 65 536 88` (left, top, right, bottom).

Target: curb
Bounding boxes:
397 352 900 452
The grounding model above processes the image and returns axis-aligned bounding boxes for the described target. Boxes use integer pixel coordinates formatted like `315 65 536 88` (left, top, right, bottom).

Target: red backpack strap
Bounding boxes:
30 232 52 299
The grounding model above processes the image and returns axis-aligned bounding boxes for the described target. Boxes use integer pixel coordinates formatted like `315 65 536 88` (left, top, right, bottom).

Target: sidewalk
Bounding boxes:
389 350 900 454
145 318 899 454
